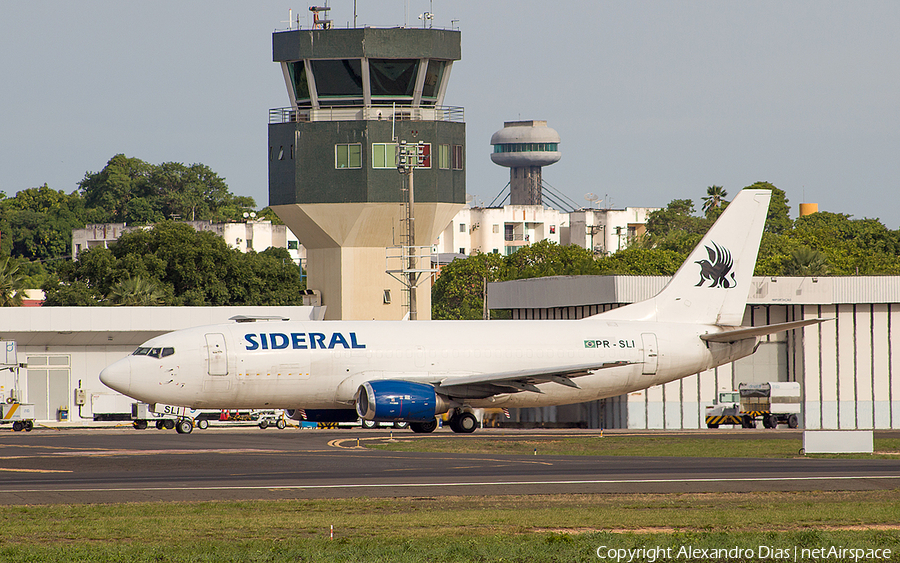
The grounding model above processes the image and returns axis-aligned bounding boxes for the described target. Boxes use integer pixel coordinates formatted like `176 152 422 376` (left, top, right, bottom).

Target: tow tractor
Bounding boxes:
132 403 202 434
705 382 801 429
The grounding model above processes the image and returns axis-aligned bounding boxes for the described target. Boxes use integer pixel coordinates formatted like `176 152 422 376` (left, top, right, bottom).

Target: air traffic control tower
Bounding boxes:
268 25 465 320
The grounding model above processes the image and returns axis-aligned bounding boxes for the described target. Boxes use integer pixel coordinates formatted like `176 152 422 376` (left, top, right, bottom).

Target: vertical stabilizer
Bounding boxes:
595 188 771 326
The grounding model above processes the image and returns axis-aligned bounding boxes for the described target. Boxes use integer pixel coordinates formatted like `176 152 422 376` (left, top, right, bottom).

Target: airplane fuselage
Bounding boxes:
101 318 757 411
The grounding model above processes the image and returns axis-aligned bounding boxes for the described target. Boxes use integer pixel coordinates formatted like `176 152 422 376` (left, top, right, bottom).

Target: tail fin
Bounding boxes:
595 188 771 326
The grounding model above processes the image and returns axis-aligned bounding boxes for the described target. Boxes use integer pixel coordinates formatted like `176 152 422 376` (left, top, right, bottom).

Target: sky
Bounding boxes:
2 1 899 227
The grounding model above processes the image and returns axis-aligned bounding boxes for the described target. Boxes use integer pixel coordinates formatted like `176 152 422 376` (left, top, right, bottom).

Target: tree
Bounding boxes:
0 184 87 260
43 222 307 306
784 247 830 276
78 154 153 223
432 252 506 320
701 185 728 216
0 257 25 307
108 275 166 306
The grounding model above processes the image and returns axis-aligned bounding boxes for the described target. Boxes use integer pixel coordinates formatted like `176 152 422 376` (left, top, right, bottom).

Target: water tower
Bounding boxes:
268 25 466 320
490 121 561 205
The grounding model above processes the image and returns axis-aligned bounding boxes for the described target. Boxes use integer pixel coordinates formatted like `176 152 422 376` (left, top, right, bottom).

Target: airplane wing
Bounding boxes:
435 360 634 399
700 318 831 343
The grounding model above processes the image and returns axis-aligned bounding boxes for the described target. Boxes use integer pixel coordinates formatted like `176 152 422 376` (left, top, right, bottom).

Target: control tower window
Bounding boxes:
289 62 311 103
335 143 362 169
372 143 398 169
369 59 418 98
421 60 446 101
311 59 363 100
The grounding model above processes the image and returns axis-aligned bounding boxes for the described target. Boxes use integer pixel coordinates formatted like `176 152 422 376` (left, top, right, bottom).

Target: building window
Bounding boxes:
415 143 432 169
383 289 392 304
492 224 499 234
372 143 398 169
459 223 466 233
459 248 466 255
246 239 253 250
335 144 362 169
287 240 299 250
438 144 450 169
550 225 556 234
452 145 464 170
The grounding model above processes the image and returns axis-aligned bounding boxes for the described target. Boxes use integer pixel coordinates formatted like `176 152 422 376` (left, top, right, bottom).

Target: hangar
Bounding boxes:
488 275 900 430
0 307 322 424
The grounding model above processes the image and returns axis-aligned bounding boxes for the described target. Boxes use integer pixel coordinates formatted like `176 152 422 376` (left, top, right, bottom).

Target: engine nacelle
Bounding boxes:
356 380 454 422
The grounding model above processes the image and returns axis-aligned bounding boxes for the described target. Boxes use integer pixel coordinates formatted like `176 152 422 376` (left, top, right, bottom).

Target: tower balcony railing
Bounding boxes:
269 105 464 124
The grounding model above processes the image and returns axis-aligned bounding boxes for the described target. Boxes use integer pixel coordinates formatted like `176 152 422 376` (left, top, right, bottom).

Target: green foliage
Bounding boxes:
43 222 306 306
0 184 86 259
432 252 505 320
0 257 25 306
701 185 728 217
501 239 599 279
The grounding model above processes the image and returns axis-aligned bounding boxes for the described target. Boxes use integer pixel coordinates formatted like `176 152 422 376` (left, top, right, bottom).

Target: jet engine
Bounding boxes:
355 380 455 422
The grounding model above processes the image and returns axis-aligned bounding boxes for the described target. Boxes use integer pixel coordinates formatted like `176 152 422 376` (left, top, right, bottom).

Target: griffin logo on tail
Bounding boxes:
695 241 737 288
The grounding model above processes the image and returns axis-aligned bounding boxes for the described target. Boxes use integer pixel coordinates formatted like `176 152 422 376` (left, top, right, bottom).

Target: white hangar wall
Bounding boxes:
487 276 900 430
0 307 323 423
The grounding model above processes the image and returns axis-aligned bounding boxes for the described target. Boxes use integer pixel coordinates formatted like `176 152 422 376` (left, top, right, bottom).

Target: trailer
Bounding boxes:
705 382 801 429
1 402 35 432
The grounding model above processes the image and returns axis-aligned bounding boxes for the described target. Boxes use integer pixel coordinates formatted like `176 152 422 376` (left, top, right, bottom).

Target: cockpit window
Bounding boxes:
132 347 175 358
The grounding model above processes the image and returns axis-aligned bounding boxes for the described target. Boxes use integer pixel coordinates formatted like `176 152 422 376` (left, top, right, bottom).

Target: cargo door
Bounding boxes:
641 333 658 375
205 333 228 376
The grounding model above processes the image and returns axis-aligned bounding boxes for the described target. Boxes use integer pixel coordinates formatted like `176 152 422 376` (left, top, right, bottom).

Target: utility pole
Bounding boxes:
389 140 431 320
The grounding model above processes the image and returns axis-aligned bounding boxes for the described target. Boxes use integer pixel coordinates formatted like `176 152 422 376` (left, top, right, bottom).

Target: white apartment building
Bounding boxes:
435 204 659 257
72 221 305 265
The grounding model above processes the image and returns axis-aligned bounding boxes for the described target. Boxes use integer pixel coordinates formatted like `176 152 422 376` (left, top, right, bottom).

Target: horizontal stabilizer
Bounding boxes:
700 318 832 343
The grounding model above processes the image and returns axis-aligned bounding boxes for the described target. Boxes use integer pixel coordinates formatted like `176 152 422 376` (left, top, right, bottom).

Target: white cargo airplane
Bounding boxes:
100 188 823 434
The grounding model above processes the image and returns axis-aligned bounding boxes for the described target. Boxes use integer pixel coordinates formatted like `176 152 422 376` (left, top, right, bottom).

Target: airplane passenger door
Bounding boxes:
641 333 658 375
205 333 228 376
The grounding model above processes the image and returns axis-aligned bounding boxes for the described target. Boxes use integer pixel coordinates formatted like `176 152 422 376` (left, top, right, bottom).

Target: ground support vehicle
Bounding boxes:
705 382 801 429
256 410 287 429
1 402 35 432
132 403 202 434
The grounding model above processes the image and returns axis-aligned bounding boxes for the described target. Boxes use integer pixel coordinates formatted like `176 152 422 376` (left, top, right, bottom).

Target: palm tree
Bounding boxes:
784 247 829 276
701 185 728 215
108 275 165 306
0 257 24 307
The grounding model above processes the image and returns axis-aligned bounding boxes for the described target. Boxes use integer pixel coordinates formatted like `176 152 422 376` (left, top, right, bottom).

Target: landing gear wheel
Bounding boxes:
449 412 479 434
276 419 286 429
197 419 208 430
787 414 799 429
410 418 438 433
361 419 380 429
175 419 193 434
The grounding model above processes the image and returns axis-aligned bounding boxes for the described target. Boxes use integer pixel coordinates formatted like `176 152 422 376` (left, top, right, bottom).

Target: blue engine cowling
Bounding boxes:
356 380 452 423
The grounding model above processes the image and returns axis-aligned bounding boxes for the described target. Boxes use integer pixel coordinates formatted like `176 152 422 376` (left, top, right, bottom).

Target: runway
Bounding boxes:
0 427 898 505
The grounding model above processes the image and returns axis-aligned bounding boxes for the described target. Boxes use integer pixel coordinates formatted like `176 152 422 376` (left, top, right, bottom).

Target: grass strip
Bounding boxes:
367 435 900 458
0 492 898 561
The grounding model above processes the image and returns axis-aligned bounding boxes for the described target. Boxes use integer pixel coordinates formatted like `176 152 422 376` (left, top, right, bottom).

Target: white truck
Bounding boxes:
705 382 801 429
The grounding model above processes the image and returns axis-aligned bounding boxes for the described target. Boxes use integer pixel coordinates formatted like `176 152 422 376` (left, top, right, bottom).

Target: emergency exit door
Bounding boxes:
205 333 228 375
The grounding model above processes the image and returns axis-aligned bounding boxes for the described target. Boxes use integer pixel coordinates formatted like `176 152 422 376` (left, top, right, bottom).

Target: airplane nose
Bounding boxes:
99 358 132 394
